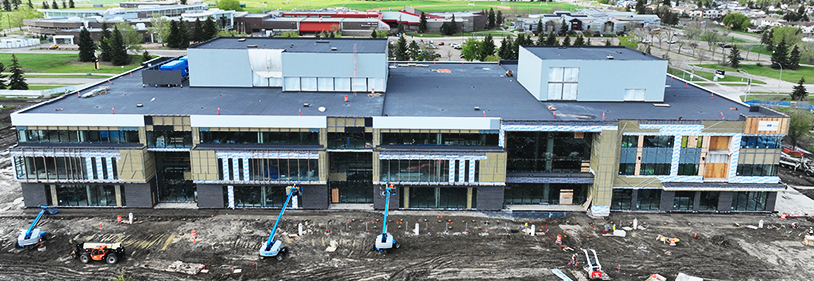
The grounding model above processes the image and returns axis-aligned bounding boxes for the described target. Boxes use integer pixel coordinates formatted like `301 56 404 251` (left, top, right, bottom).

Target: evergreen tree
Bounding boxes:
729 45 740 68
536 19 542 35
418 12 427 33
68 0 72 8
178 20 189 48
142 50 151 62
7 54 26 90
789 45 801 69
0 62 7 89
166 20 179 48
771 38 788 69
646 45 651 54
635 0 645 13
605 39 611 46
562 35 571 46
559 20 567 35
61 0 64 8
370 29 377 38
180 0 186 4
488 8 495 29
192 18 204 42
41 1 47 8
3 0 11 11
77 27 96 62
99 22 112 61
792 77 808 101
27 0 31 8
573 34 584 46
663 0 671 7
496 10 503 27
498 37 511 59
450 15 457 34
50 0 55 9
395 36 409 61
407 40 421 61
511 33 526 60
203 16 219 40
110 26 129 66
536 33 545 46
480 34 495 61
545 32 557 46
12 0 18 10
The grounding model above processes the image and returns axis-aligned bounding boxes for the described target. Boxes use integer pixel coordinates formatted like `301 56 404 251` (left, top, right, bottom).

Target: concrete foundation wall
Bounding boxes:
301 185 328 209
476 186 503 210
197 184 224 208
21 183 47 207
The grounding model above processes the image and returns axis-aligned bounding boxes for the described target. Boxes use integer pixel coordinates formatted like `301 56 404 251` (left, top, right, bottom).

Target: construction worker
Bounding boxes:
567 254 578 266
809 227 814 236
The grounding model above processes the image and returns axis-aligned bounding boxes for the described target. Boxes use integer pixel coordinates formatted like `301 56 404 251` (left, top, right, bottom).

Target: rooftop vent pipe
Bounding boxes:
238 38 246 42
606 55 614 60
331 47 338 51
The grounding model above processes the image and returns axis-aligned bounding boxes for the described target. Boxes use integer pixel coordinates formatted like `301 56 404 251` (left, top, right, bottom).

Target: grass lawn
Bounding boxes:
25 74 113 78
27 84 77 90
0 54 146 74
740 94 790 102
696 63 813 83
671 67 766 84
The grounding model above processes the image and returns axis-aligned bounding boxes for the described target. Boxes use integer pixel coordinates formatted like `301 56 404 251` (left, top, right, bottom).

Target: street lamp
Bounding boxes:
776 62 783 95
738 69 752 101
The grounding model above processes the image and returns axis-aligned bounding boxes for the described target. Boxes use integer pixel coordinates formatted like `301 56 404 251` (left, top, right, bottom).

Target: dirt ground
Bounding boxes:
0 100 813 280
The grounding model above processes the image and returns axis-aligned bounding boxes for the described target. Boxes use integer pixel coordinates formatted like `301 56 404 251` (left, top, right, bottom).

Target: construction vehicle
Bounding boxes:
779 152 814 176
374 184 400 254
71 242 126 264
582 248 608 280
259 184 300 261
17 205 57 249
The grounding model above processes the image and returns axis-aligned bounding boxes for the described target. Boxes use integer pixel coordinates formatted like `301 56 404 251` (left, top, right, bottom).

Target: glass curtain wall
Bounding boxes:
506 132 592 173
330 153 373 203
52 184 117 206
381 133 498 146
223 186 286 208
503 183 589 205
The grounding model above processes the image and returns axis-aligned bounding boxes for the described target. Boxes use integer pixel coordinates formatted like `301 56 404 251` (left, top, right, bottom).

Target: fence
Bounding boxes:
745 100 814 111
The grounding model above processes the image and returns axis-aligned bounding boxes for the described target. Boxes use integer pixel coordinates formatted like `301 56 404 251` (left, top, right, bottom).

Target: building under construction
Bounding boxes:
10 38 788 216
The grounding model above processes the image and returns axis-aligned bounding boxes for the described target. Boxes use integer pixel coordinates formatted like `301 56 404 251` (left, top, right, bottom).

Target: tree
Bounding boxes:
77 27 95 62
559 20 567 35
50 0 55 9
562 34 571 46
99 22 111 61
770 27 802 48
115 22 143 54
791 77 808 101
461 38 481 61
771 38 788 69
142 50 151 62
498 37 511 59
787 112 810 150
480 34 495 61
605 39 611 46
61 0 64 8
3 0 11 11
203 16 219 40
192 18 204 42
728 45 740 68
535 33 545 46
488 8 495 29
496 10 503 27
178 20 189 48
789 45 801 69
663 0 671 6
536 19 542 35
722 13 750 31
41 1 47 8
573 34 584 46
109 26 130 66
180 0 186 4
7 54 26 90
0 62 7 89
407 40 421 61
216 0 241 11
635 0 645 14
544 32 557 46
418 12 427 33
395 36 409 61
27 0 31 8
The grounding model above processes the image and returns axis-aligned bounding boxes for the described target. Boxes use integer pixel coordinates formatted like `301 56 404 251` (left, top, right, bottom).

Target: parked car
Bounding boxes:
718 43 732 48
667 40 676 44
452 44 462 50
435 53 442 57
438 42 445 46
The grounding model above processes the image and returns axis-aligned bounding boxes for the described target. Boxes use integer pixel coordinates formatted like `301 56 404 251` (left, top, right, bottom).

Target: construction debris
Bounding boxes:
675 272 703 281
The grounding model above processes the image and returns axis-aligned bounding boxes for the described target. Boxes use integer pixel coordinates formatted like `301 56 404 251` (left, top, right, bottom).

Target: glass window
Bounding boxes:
17 129 139 143
223 185 286 208
611 189 632 210
55 184 117 207
147 131 193 148
621 136 638 147
673 191 694 211
618 163 636 175
639 163 670 175
408 187 467 209
740 136 782 149
643 136 674 148
636 189 661 210
19 156 89 180
547 67 579 100
506 132 592 173
380 133 498 146
736 164 778 176
247 158 319 182
698 191 719 211
731 191 767 211
327 132 372 149
380 159 451 183
624 88 646 101
677 164 698 175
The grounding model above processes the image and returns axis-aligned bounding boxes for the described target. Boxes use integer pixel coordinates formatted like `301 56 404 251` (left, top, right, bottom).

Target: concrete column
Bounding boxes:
115 185 122 207
466 187 473 209
403 187 409 208
630 189 639 211
718 191 734 212
51 185 58 206
634 136 644 176
693 191 701 211
546 134 554 171
765 192 778 212
660 191 675 211
85 157 94 180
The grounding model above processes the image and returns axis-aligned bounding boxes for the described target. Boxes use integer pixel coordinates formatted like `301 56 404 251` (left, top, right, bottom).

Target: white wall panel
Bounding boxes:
373 117 500 130
191 115 326 128
12 113 144 127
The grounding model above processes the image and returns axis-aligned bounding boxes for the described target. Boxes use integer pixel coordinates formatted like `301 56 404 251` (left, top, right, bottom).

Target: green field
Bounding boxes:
0 53 146 74
670 67 765 84
696 63 814 83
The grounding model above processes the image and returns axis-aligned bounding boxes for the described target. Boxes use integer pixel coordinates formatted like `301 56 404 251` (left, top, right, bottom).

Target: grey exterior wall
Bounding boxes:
125 180 156 208
517 47 668 102
300 185 328 209
659 191 675 211
373 185 399 210
629 189 638 211
476 186 503 210
197 184 224 208
188 49 253 87
765 192 778 212
517 47 543 100
21 183 48 208
718 191 733 212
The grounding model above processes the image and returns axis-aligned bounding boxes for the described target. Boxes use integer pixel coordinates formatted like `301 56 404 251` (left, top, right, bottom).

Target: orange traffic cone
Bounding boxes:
556 234 562 245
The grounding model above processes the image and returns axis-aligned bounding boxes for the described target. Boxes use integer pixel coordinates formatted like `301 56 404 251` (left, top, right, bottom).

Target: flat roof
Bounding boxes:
524 46 663 61
20 61 782 122
191 37 387 53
